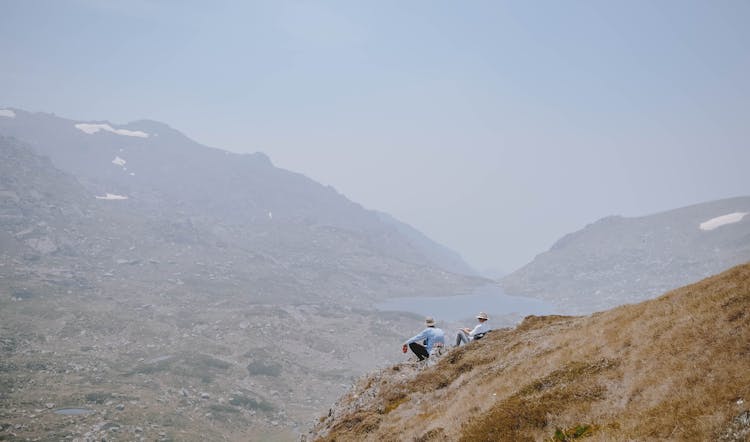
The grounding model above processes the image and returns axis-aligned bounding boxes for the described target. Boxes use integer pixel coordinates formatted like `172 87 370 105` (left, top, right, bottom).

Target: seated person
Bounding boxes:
455 312 491 346
402 316 445 361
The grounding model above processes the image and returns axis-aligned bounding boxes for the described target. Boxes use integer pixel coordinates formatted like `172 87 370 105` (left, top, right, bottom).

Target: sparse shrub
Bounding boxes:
209 404 239 414
551 424 594 441
0 362 18 372
172 353 231 383
128 353 230 383
246 360 281 377
25 361 48 371
130 359 171 375
414 427 448 442
11 288 34 299
330 412 381 434
228 394 274 412
382 394 408 414
191 354 230 370
85 392 113 404
0 337 18 352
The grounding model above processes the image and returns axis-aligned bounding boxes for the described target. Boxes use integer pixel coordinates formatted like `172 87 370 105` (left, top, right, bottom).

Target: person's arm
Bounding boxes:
468 323 485 337
404 330 426 345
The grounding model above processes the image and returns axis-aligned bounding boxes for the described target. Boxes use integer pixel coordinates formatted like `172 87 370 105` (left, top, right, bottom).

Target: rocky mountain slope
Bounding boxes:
308 262 750 441
0 108 487 440
501 197 750 313
375 211 478 277
0 108 477 276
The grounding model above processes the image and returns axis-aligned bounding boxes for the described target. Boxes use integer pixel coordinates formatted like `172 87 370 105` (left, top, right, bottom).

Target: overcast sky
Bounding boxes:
2 0 749 273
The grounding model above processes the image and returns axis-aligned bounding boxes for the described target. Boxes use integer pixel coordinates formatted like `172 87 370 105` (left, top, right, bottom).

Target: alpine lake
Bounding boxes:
375 284 557 324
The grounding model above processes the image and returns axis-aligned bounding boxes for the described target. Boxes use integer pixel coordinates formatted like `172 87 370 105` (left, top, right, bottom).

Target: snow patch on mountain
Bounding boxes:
75 123 149 138
0 109 16 118
95 193 129 200
699 212 748 231
112 156 127 167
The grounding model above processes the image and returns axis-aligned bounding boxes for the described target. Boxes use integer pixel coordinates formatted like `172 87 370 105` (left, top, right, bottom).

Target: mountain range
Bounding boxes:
3 105 748 440
0 107 478 280
501 196 750 313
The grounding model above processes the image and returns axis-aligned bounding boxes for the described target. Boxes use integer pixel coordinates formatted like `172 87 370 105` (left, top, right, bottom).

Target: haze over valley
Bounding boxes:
2 2 750 441
2 106 748 440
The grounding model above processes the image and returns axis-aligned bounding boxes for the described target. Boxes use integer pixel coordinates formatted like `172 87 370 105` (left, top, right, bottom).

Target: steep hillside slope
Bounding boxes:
501 197 750 313
0 136 95 258
309 262 750 441
376 211 477 276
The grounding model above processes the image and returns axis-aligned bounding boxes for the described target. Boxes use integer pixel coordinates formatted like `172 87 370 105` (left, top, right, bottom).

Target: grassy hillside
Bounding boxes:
309 262 750 441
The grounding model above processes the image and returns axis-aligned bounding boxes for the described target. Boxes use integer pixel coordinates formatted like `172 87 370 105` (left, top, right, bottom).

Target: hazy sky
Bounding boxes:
2 1 749 273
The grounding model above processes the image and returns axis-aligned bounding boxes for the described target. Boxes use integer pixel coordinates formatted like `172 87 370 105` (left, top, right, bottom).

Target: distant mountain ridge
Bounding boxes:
0 107 476 277
500 196 750 313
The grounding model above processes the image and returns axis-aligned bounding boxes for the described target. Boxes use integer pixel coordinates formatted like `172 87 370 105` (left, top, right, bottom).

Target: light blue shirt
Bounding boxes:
405 327 445 353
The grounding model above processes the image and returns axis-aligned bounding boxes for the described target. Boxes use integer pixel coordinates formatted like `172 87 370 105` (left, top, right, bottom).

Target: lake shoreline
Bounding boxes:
374 284 558 323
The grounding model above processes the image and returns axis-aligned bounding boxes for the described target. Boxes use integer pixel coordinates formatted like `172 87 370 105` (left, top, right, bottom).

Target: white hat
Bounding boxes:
425 316 436 326
476 312 489 320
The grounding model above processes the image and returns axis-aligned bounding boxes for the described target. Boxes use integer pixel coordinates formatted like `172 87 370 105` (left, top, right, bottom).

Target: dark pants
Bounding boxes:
408 342 429 361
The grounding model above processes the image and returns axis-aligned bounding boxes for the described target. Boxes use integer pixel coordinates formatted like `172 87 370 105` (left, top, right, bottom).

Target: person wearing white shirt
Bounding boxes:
455 312 491 346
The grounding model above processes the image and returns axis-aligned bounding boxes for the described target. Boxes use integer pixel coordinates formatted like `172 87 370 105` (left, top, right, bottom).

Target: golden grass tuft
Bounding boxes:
382 392 408 414
326 411 382 436
413 427 449 442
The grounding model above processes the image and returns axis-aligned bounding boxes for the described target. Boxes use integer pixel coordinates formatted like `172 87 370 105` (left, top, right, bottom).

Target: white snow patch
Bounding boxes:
129 172 135 176
95 193 129 200
75 123 149 138
699 212 748 231
112 156 127 167
0 109 16 118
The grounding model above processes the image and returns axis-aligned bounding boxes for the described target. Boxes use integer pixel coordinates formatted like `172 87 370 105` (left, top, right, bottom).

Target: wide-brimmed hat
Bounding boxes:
476 312 489 320
425 316 436 326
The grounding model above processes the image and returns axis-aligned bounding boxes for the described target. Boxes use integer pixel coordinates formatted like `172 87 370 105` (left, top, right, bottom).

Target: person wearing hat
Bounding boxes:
402 316 445 361
455 312 491 346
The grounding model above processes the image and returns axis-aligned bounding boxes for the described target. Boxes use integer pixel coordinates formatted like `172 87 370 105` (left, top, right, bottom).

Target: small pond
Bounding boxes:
376 284 557 322
54 408 95 416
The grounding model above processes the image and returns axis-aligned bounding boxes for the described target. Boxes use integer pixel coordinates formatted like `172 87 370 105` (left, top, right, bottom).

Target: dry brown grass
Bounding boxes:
310 262 750 442
459 359 616 441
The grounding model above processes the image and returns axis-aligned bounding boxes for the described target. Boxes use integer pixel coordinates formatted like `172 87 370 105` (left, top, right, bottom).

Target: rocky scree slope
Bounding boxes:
501 196 750 313
0 136 96 259
309 262 750 441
